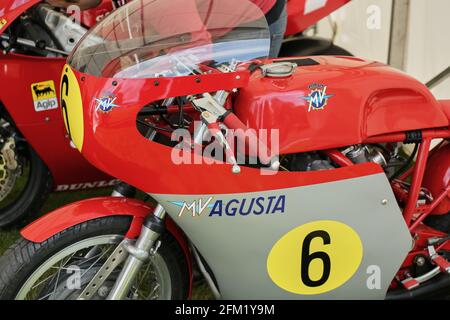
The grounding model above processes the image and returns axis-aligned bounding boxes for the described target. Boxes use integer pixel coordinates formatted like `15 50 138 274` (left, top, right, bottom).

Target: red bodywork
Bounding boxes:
0 0 113 187
234 56 449 154
0 53 109 185
60 54 449 284
8 0 449 293
62 56 448 196
0 0 351 188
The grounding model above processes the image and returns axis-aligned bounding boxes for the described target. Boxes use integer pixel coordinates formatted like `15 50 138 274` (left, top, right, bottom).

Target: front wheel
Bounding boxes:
0 117 53 228
0 216 189 300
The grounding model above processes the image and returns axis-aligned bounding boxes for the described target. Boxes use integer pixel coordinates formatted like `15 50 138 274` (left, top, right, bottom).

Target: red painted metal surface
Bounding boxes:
441 100 450 121
0 0 362 187
286 0 351 35
323 149 353 167
234 56 448 154
69 63 385 195
364 129 450 144
403 139 431 225
410 188 450 231
423 141 450 215
0 53 110 185
0 1 113 186
21 197 151 241
401 223 449 268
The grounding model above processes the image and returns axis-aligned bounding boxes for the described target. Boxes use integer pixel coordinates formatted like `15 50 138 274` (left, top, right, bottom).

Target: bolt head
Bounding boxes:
415 256 426 266
232 165 241 174
97 286 109 297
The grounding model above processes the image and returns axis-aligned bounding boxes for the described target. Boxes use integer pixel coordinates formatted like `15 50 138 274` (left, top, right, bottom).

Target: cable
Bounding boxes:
392 143 418 180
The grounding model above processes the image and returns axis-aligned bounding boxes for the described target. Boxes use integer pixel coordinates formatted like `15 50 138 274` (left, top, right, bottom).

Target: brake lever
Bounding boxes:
201 111 240 174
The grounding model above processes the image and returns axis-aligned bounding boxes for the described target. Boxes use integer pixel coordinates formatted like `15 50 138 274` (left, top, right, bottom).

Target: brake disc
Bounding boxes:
0 133 20 202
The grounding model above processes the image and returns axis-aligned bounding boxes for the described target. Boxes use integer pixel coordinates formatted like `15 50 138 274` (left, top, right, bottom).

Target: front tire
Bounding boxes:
0 131 53 228
0 216 189 300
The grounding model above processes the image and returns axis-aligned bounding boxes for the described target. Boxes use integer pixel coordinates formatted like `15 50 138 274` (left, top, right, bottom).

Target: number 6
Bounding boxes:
301 230 331 287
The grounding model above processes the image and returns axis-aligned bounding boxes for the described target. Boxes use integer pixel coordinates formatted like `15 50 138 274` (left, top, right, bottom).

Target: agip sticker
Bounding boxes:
267 220 363 295
31 80 59 112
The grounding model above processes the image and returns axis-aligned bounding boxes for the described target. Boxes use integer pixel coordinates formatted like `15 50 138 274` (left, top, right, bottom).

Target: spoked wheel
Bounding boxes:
0 216 189 300
0 118 52 228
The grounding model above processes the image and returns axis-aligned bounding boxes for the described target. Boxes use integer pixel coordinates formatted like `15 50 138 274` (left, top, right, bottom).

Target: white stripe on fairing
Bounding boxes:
304 0 328 15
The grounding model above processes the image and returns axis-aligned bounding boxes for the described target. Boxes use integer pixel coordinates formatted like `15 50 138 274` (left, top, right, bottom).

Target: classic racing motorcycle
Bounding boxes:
0 0 350 228
0 0 449 300
0 0 128 227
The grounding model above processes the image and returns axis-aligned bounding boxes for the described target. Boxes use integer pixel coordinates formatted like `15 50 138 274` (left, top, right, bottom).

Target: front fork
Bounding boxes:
107 204 166 300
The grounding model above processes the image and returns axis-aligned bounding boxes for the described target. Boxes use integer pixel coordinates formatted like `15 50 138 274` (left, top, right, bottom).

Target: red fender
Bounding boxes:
21 197 193 295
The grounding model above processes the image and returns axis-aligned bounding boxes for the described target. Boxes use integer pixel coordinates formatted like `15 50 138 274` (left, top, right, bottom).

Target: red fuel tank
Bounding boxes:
234 56 449 154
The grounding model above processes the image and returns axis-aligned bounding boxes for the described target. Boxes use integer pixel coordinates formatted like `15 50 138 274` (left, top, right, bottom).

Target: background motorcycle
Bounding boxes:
0 0 448 300
0 0 126 228
0 0 351 228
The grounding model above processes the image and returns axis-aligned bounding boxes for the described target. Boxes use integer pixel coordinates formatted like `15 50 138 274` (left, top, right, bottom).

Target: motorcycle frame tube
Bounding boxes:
363 129 450 144
402 138 432 226
363 130 450 227
323 149 354 167
398 140 446 181
20 197 194 296
409 187 450 232
321 134 449 231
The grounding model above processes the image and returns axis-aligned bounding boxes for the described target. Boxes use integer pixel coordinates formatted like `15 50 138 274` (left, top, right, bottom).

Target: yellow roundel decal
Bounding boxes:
60 64 84 151
267 220 363 295
0 18 7 31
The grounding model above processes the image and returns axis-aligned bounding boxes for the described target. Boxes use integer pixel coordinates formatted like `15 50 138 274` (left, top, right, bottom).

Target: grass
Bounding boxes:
0 188 213 299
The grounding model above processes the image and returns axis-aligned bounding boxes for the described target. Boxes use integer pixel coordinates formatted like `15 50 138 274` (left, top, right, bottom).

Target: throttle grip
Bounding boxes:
223 113 274 166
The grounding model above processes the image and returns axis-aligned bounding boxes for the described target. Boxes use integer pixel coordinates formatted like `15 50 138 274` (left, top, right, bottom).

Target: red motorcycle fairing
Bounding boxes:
62 63 384 195
0 0 113 186
286 0 350 36
21 197 193 293
234 56 449 154
0 53 110 185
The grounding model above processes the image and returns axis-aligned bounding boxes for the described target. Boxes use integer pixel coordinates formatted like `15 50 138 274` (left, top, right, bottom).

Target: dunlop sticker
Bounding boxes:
31 80 59 112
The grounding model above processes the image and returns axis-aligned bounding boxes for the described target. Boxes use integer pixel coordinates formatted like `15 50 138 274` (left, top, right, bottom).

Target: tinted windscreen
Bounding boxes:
69 0 270 78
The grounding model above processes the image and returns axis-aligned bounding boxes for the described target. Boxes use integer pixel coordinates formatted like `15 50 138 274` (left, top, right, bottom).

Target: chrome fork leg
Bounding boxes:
107 204 166 300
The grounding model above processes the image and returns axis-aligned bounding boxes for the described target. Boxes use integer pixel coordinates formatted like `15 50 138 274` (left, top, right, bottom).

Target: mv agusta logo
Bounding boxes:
300 83 334 112
95 94 120 113
170 195 286 218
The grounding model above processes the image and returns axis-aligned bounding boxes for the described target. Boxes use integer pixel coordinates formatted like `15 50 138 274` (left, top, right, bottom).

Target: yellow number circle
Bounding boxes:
60 64 84 151
267 220 363 295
